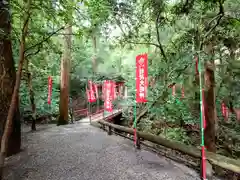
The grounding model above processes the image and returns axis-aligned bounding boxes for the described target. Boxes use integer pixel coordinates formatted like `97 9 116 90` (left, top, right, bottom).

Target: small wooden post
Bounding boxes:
135 133 140 150
107 126 112 135
101 124 104 130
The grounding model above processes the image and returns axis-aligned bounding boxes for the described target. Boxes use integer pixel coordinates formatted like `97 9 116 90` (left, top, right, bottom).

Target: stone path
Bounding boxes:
4 120 204 180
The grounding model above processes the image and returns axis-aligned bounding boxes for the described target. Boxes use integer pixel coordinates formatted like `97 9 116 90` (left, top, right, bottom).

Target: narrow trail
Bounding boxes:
4 121 203 180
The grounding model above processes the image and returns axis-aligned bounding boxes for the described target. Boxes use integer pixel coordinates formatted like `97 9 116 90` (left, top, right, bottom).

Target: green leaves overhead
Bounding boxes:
8 0 239 157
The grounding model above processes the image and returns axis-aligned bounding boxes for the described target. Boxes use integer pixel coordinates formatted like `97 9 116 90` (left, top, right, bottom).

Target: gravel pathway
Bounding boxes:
4 120 202 180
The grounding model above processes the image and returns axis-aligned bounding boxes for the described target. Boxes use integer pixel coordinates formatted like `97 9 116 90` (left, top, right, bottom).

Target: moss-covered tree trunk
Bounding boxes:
25 58 36 131
204 65 216 152
0 0 21 157
58 25 72 125
194 31 216 153
0 0 31 177
204 42 216 153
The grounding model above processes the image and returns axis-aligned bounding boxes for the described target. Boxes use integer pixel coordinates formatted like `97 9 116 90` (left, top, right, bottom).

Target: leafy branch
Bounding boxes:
135 63 190 123
25 26 65 53
114 18 162 49
200 0 225 49
155 11 168 62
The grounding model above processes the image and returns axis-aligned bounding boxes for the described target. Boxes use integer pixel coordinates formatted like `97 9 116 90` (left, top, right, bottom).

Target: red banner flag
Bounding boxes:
221 102 229 121
104 80 113 112
94 84 99 99
90 88 96 102
47 76 52 105
136 54 148 103
86 89 96 103
87 80 96 103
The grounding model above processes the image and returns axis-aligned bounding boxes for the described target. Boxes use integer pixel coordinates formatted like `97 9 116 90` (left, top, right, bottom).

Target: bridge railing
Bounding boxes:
94 119 240 179
73 97 124 121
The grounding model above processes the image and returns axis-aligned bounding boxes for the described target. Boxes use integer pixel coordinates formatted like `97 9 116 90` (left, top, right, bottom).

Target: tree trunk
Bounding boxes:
25 58 36 131
204 66 216 152
58 25 72 125
0 0 30 178
0 0 21 156
27 73 36 131
204 42 216 153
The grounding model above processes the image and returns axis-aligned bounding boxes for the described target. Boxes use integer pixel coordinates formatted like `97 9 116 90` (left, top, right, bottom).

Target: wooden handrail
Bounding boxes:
74 108 88 113
97 120 240 174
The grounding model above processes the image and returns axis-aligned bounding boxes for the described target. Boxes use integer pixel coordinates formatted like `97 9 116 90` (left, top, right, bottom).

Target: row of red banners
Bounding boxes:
86 81 124 101
47 54 149 108
221 102 229 121
86 80 126 112
86 54 149 111
47 54 228 121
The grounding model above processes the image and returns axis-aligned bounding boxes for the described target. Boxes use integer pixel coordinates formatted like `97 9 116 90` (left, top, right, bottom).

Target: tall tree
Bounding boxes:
58 25 72 125
0 0 21 156
25 58 36 131
58 0 75 125
0 0 31 177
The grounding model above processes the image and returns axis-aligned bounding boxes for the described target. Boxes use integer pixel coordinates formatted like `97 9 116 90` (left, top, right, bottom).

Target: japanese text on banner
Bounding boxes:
221 102 228 121
136 54 148 103
88 80 96 103
94 84 99 99
104 80 113 112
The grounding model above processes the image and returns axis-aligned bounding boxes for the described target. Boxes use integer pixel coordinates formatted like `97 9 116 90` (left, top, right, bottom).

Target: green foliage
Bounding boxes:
162 128 192 145
8 0 239 157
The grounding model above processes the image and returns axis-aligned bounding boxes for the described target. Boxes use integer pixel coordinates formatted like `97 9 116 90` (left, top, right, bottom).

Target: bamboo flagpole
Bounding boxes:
197 55 207 179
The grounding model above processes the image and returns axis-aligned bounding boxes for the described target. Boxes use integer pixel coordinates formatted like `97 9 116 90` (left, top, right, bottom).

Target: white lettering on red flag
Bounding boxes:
94 83 99 99
104 80 113 112
221 102 229 121
87 80 96 103
136 54 148 103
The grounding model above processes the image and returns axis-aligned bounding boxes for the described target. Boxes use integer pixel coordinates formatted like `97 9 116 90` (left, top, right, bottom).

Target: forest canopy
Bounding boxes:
0 0 239 175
